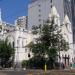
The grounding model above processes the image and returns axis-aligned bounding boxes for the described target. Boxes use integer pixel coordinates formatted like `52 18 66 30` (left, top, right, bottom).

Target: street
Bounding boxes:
0 69 75 75
0 70 45 75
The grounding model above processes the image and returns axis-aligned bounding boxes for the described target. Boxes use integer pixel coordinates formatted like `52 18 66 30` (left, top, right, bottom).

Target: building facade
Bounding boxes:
0 10 33 66
15 16 28 29
28 0 72 30
71 0 75 43
48 6 73 66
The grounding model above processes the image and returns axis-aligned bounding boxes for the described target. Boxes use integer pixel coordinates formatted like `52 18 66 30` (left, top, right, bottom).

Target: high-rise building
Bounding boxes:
28 0 72 30
30 0 38 3
71 0 75 43
15 16 28 29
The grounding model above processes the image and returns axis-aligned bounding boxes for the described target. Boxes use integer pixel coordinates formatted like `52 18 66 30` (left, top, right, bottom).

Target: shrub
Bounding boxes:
21 60 28 68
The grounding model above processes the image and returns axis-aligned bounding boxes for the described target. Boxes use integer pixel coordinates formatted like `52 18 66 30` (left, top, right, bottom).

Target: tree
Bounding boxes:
0 38 15 68
28 17 69 69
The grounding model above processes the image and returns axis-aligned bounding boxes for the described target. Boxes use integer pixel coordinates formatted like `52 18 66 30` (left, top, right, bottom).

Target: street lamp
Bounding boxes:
44 54 48 74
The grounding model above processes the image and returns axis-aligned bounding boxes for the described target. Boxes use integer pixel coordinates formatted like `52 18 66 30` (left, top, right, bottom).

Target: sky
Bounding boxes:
0 0 30 24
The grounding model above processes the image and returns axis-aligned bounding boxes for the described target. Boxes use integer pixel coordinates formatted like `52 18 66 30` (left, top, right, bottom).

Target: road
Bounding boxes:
0 70 46 75
0 69 75 75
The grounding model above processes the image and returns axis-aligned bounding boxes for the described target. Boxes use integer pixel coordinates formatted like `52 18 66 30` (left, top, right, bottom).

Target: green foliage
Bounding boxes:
0 38 15 68
28 18 69 69
21 60 28 68
27 57 45 69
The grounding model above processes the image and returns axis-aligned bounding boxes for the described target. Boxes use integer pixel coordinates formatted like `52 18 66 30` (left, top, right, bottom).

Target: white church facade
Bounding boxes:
0 9 34 65
49 6 74 66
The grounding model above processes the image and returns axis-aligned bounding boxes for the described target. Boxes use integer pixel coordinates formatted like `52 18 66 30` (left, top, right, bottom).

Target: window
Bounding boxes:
13 41 15 47
19 28 20 30
51 0 52 3
38 4 41 7
39 14 41 17
26 40 27 44
39 9 41 12
51 5 52 8
0 29 2 32
23 29 25 31
17 39 19 46
39 19 41 22
22 40 23 47
25 48 27 52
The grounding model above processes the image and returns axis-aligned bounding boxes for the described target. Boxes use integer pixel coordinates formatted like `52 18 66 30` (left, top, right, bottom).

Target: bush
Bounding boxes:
27 57 45 69
21 60 28 68
22 57 60 69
